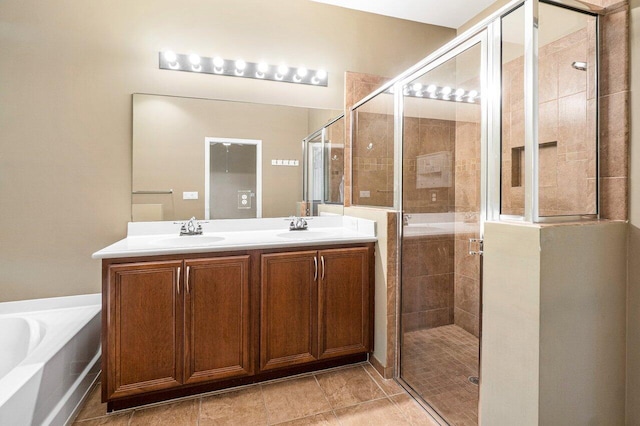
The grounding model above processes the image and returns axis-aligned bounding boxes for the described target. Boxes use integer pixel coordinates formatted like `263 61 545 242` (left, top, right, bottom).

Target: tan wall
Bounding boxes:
133 94 318 220
482 221 627 425
0 0 454 302
628 0 640 423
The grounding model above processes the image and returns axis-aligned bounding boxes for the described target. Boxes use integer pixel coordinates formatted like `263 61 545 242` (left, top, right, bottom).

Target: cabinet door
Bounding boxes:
318 247 371 359
106 261 183 399
260 251 318 371
184 256 252 384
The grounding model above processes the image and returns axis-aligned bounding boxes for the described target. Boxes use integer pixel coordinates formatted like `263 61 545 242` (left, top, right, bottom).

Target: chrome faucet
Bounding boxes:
403 214 412 226
180 217 203 236
289 216 308 231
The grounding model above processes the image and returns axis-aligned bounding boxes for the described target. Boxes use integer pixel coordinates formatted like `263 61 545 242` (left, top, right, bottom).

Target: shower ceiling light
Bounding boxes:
159 52 328 87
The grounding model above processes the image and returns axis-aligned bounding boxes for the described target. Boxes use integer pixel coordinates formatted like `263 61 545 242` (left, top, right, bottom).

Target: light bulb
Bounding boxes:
455 88 465 97
441 86 452 95
235 59 246 71
297 67 308 78
426 84 437 93
316 69 327 80
258 62 269 73
189 54 201 66
412 83 423 92
468 90 478 98
213 56 224 68
278 64 289 75
163 51 177 63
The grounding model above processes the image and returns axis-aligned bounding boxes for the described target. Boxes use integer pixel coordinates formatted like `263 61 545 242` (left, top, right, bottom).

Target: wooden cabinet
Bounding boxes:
104 255 251 400
183 256 252 384
102 243 373 409
260 247 371 372
106 260 184 399
318 247 370 359
260 251 318 371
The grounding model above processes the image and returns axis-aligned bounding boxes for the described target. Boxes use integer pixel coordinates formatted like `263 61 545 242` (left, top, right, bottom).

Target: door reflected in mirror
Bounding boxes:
132 94 343 221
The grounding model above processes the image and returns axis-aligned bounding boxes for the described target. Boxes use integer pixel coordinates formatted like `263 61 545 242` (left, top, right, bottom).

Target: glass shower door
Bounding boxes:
399 36 485 426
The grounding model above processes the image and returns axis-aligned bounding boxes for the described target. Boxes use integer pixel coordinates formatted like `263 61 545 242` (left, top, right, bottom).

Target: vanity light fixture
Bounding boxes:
387 84 480 103
159 52 329 87
188 54 202 72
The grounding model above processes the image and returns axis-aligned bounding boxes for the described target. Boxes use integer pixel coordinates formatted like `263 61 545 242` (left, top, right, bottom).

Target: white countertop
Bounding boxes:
92 216 377 259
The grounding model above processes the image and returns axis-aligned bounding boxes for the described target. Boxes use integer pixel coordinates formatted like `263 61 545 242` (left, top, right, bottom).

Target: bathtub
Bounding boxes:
0 294 101 426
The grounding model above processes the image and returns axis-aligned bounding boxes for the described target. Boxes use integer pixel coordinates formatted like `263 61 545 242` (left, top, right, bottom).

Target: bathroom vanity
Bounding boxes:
93 216 376 411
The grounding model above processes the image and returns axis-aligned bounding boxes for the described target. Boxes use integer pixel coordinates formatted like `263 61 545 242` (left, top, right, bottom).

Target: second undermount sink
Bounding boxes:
150 235 225 247
276 231 334 240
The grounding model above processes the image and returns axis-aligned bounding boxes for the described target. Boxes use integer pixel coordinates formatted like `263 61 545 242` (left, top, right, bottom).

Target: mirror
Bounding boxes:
132 93 342 221
302 114 345 216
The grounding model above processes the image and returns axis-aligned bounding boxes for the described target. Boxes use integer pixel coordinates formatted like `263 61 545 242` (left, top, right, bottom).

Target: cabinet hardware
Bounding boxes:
186 266 191 293
314 256 318 281
177 267 181 294
321 256 325 280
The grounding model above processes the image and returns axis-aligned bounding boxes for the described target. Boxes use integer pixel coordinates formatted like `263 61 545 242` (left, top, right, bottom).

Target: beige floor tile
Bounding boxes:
390 394 440 426
75 383 108 421
73 412 132 425
273 411 339 425
315 366 386 410
334 398 410 426
261 376 332 424
363 363 404 396
199 385 268 426
129 398 199 425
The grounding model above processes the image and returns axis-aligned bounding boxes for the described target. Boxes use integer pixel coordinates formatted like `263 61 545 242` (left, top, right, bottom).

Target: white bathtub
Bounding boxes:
0 294 101 426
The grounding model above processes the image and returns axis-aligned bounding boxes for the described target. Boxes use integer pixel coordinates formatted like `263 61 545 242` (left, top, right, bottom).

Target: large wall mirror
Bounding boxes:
132 93 342 221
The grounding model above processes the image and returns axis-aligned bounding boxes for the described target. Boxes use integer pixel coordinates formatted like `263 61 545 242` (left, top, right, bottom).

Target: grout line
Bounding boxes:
361 363 390 397
259 383 271 426
312 372 343 424
197 396 202 426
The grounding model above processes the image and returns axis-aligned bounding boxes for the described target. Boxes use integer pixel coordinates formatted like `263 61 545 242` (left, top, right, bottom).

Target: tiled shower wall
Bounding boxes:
326 117 345 204
501 26 598 216
351 111 395 207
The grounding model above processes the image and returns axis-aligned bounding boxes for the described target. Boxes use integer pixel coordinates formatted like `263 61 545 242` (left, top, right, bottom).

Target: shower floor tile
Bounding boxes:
402 324 479 425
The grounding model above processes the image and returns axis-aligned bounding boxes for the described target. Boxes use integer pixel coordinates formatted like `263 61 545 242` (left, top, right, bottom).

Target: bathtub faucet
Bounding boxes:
180 217 203 236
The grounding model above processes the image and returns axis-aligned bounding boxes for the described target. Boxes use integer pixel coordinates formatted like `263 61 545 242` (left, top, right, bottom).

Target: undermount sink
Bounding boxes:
276 231 333 240
150 235 225 247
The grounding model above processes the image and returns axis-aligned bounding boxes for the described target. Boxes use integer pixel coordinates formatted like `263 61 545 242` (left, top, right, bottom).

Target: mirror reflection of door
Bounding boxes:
205 137 262 219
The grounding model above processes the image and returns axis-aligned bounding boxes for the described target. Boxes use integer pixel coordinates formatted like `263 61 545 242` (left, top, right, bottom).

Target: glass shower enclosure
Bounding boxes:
302 114 346 215
349 0 599 424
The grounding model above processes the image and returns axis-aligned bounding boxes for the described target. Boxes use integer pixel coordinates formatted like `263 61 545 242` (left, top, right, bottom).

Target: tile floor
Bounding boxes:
72 363 440 425
401 325 479 426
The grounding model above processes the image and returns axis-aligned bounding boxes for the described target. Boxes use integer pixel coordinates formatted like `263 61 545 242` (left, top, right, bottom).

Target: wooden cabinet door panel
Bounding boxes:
260 251 318 371
184 256 252 384
318 247 370 359
107 261 183 399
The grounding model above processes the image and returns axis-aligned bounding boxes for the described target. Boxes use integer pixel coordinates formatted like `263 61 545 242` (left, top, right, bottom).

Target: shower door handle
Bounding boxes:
468 238 484 256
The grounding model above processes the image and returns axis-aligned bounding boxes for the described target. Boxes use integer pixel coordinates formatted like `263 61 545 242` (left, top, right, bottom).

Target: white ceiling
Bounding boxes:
311 0 497 29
